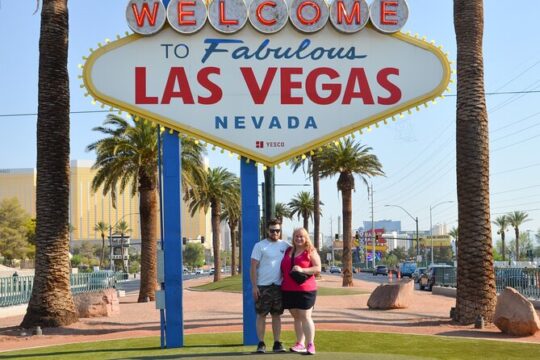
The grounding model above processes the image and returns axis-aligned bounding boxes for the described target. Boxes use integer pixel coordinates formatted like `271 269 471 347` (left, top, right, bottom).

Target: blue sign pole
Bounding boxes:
163 130 183 348
241 158 259 345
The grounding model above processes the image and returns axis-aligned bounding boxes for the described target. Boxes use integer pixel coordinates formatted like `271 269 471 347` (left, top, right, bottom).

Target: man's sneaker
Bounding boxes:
256 341 266 353
305 343 316 355
290 342 307 353
273 341 286 353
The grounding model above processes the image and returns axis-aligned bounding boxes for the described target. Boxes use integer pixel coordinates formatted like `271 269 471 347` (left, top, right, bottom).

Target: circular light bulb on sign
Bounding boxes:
369 0 409 34
289 0 330 33
167 0 208 34
126 0 167 35
208 0 249 34
249 0 289 34
329 0 369 34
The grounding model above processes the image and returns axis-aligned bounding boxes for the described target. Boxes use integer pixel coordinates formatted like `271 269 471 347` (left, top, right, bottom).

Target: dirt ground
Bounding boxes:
0 275 539 353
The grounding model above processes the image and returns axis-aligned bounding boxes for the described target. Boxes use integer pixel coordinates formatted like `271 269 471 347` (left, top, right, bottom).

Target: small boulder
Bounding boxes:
73 288 120 318
494 287 540 336
367 278 414 310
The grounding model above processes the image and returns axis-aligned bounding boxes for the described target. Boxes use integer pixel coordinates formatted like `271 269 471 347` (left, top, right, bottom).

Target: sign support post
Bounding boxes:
163 130 183 348
241 158 259 346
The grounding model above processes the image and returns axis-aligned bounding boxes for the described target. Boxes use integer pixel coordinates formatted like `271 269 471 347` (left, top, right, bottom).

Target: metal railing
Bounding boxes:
0 271 129 307
432 267 540 300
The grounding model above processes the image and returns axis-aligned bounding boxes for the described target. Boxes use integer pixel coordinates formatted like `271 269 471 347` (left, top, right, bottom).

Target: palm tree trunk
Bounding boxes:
312 156 320 250
501 232 505 261
454 0 496 324
138 186 158 302
238 220 242 274
230 223 237 276
211 201 222 282
341 187 354 287
303 211 309 232
21 0 78 328
100 235 105 268
338 172 354 287
515 227 519 261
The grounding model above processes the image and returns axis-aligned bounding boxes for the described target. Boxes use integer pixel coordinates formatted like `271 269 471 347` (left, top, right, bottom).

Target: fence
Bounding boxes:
0 271 129 307
433 267 540 300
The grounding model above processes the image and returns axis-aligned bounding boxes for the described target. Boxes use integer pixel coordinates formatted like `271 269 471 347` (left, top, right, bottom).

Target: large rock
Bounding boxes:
74 289 120 318
494 287 540 336
367 279 414 310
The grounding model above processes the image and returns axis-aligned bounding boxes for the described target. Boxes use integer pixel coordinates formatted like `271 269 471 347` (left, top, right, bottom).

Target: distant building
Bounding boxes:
0 161 209 250
362 219 401 233
431 223 448 236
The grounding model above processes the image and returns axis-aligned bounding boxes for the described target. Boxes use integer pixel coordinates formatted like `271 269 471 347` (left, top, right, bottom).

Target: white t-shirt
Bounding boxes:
251 238 290 286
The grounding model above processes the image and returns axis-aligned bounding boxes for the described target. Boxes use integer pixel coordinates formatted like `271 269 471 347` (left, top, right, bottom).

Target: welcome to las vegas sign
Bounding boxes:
83 0 450 165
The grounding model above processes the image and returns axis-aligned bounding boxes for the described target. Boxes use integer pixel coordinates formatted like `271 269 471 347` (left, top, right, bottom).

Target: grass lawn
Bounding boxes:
190 275 368 296
2 331 539 359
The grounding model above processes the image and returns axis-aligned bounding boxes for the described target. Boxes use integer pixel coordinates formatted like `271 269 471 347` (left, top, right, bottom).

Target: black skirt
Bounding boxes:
282 290 317 310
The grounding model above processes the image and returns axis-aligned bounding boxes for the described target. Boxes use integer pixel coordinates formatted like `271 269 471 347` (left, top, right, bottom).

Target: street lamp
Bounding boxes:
429 201 453 265
384 204 419 261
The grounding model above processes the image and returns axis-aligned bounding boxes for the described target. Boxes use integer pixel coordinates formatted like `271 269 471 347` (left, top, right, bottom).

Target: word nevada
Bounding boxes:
126 0 409 35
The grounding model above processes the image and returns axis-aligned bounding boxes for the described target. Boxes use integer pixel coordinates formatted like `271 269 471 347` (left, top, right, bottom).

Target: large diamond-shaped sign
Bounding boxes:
83 25 450 165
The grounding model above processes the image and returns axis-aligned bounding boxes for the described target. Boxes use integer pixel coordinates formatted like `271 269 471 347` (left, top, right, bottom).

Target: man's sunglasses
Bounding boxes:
269 229 281 233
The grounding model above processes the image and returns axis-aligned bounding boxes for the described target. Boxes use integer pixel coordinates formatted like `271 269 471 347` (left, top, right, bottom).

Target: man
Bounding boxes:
250 219 290 353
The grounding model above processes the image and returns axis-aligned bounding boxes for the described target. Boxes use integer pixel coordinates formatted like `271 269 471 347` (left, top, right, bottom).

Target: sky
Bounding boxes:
1 1 539 244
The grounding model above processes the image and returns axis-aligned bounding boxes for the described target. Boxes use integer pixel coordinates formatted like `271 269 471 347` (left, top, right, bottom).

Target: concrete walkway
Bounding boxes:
0 275 539 352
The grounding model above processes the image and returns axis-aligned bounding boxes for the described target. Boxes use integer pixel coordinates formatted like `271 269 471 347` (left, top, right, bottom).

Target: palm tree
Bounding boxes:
318 138 383 287
288 191 315 231
492 216 509 261
87 114 205 301
506 211 530 261
187 167 240 282
221 183 241 276
275 202 292 226
115 221 131 273
289 154 322 249
21 0 78 328
454 0 497 324
94 221 109 269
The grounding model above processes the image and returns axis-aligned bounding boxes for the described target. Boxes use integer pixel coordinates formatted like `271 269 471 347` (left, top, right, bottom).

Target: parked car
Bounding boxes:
373 265 388 276
329 266 342 274
412 267 427 283
419 265 455 291
195 268 204 275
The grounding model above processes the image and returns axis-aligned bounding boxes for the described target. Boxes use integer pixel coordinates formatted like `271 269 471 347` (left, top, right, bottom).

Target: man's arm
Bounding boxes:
250 258 260 300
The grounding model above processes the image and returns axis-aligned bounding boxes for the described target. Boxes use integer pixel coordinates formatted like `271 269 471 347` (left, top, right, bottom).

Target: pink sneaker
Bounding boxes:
289 342 306 353
306 343 316 355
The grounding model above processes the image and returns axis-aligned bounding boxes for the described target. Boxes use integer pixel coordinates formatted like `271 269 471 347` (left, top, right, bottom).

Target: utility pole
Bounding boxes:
370 183 375 269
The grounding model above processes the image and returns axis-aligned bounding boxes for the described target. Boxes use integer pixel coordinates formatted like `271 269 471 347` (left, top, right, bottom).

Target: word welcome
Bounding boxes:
126 0 409 35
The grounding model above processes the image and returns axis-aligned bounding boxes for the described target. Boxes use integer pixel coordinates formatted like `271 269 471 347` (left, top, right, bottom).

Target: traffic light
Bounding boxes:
182 237 187 245
335 234 339 240
201 236 205 244
355 232 359 240
375 234 379 241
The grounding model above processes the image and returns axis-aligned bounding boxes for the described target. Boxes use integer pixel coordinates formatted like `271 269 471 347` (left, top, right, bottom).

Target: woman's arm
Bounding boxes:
292 250 322 275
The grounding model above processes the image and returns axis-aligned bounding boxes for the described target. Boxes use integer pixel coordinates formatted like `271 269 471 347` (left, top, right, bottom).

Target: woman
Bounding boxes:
281 227 321 355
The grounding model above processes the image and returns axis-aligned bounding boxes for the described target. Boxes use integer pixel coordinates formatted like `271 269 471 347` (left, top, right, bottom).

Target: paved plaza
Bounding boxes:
0 275 539 352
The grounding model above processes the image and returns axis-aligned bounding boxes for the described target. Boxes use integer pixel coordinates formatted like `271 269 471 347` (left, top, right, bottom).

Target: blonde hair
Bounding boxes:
291 227 315 257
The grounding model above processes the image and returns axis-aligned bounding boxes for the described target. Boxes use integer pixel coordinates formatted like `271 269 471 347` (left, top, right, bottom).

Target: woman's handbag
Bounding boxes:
289 249 312 285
